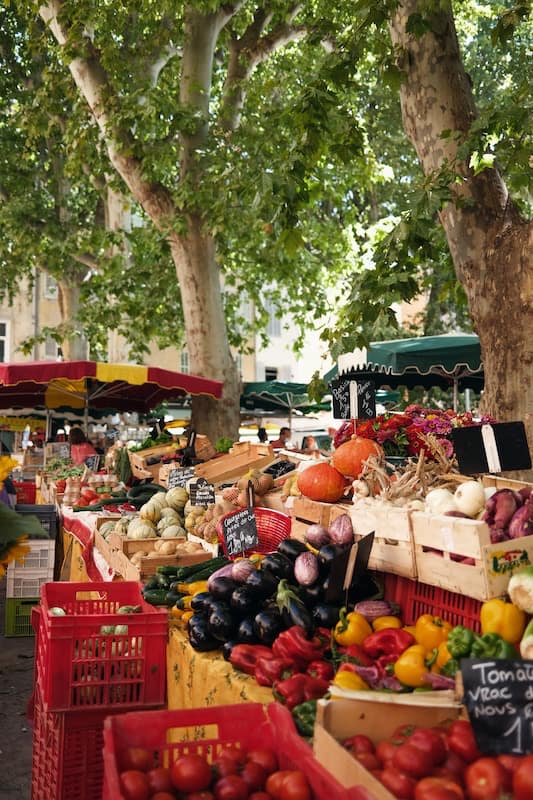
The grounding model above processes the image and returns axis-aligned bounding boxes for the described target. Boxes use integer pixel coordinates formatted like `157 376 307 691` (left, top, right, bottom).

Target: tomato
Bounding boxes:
414 776 464 800
497 753 524 774
446 720 481 764
376 738 401 766
171 754 212 793
186 794 215 800
240 761 267 791
355 752 381 772
248 795 271 800
150 794 176 800
277 772 311 800
464 757 511 800
431 767 463 783
120 769 151 800
213 774 250 800
246 748 278 775
122 747 156 773
441 751 467 784
392 743 434 778
213 757 240 778
407 727 447 766
218 747 245 767
392 724 417 742
147 767 174 794
513 754 533 800
265 771 294 797
379 767 417 799
342 734 375 755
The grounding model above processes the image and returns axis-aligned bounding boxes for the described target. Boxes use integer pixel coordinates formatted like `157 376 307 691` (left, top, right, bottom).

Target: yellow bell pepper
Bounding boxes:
372 616 402 631
431 640 453 674
480 598 526 645
332 670 370 691
333 609 372 647
393 644 428 688
403 625 417 638
414 614 453 651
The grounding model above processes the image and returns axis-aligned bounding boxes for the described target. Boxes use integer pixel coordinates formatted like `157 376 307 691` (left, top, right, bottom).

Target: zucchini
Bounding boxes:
180 557 232 583
156 565 180 577
142 588 169 606
127 483 166 500
143 576 160 591
172 557 229 583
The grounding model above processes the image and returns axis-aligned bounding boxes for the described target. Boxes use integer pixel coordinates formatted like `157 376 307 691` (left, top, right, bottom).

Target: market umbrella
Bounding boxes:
0 360 223 435
241 381 329 426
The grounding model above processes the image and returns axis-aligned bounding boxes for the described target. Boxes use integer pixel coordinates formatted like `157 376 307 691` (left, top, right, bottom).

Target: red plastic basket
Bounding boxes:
35 582 168 712
385 573 482 631
102 702 366 800
31 684 155 800
13 480 36 504
216 507 292 559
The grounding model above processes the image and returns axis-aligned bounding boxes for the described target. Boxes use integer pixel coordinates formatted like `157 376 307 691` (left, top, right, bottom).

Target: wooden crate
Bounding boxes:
333 499 417 579
128 443 181 480
411 510 533 601
109 544 212 581
482 475 533 492
194 442 275 486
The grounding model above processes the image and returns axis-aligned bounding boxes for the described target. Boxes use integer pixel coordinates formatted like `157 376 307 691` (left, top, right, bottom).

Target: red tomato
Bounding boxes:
465 757 511 800
186 794 215 800
218 747 245 767
342 734 375 755
151 794 176 800
120 769 150 800
392 743 434 778
213 757 240 778
246 748 278 775
171 754 212 793
213 774 250 800
379 767 417 799
497 753 524 774
392 724 417 742
376 738 401 766
265 771 294 798
407 727 447 766
355 752 381 772
241 761 267 792
513 754 533 800
248 795 271 800
441 751 467 784
446 720 481 764
147 767 174 794
278 771 311 800
122 747 155 773
414 776 465 800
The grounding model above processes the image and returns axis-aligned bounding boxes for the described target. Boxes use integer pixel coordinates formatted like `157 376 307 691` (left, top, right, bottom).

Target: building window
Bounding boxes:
265 366 278 381
180 350 189 374
44 335 58 359
43 274 58 300
265 300 281 338
0 321 7 362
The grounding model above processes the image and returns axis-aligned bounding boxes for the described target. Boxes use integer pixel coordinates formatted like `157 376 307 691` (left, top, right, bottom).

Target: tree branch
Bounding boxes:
71 252 98 270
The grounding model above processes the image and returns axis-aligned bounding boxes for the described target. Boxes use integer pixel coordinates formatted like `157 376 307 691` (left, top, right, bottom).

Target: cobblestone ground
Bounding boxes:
0 580 34 800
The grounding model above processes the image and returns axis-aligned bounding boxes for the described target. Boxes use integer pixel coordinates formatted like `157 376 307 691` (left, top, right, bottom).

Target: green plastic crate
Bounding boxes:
4 596 39 637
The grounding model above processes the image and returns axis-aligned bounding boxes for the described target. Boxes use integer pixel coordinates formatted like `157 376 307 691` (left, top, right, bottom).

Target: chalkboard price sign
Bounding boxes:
167 466 195 490
220 482 259 557
189 477 215 506
462 659 533 754
84 454 100 471
330 377 376 421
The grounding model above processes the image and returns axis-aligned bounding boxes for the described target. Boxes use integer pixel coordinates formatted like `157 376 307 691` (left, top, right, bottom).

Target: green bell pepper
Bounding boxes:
470 633 517 659
291 700 317 738
447 625 475 659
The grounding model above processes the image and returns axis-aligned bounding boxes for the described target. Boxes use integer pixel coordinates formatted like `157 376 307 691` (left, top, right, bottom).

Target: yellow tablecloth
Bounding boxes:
167 626 274 709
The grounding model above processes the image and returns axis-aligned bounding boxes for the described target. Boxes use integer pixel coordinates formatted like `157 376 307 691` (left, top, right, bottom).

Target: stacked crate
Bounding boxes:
31 581 167 800
4 505 58 636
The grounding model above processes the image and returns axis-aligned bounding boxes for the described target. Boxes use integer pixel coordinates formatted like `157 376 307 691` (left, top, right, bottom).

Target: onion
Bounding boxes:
294 552 319 586
304 523 330 548
207 562 235 591
453 480 486 518
328 513 354 545
231 559 257 582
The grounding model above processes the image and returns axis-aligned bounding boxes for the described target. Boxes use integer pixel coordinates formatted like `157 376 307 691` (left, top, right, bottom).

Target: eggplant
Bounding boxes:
208 576 237 602
277 539 309 561
245 568 279 598
207 601 236 642
187 614 219 652
236 616 259 644
317 543 350 571
260 552 294 580
276 579 314 634
253 608 285 645
299 581 324 608
221 639 238 661
190 591 217 613
311 602 341 628
230 585 260 617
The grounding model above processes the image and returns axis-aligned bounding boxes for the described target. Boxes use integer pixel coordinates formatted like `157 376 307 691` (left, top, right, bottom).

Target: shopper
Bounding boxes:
270 427 293 449
68 427 98 466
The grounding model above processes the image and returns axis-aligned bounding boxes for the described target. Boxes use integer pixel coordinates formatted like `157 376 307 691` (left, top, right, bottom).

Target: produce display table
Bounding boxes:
166 626 273 710
60 509 114 583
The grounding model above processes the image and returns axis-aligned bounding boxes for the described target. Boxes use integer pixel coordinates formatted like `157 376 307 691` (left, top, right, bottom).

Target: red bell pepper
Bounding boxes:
306 660 334 681
254 656 296 687
272 626 327 667
229 644 273 676
302 675 330 701
273 673 309 709
337 643 374 666
362 628 415 659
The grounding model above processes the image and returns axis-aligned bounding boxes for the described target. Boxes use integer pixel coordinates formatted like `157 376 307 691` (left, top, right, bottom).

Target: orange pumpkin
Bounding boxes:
296 462 348 503
332 436 383 479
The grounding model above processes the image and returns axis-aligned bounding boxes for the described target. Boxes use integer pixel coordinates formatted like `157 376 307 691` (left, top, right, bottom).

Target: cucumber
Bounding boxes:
142 588 169 606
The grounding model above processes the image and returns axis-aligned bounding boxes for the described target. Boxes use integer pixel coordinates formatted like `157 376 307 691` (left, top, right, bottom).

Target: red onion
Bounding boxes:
328 513 354 545
231 559 257 582
508 497 533 539
304 524 330 548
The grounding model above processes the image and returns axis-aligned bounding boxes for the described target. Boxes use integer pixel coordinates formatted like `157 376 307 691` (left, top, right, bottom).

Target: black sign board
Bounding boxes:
180 429 197 467
220 482 259 557
451 421 531 475
167 466 195 490
84 454 100 471
189 477 215 507
462 659 533 754
330 377 376 421
325 531 375 605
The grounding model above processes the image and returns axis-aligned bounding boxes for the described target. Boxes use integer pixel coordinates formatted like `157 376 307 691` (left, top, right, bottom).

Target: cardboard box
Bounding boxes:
335 499 417 579
194 442 275 486
314 697 463 799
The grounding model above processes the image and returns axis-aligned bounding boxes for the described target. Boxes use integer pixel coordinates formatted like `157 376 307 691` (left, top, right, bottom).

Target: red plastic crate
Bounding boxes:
217 507 292 559
13 480 36 504
31 684 154 800
385 573 482 631
103 702 367 800
35 582 168 712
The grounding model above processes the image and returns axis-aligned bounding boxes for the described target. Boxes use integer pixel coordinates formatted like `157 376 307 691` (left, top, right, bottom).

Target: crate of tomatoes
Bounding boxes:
103 701 371 800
